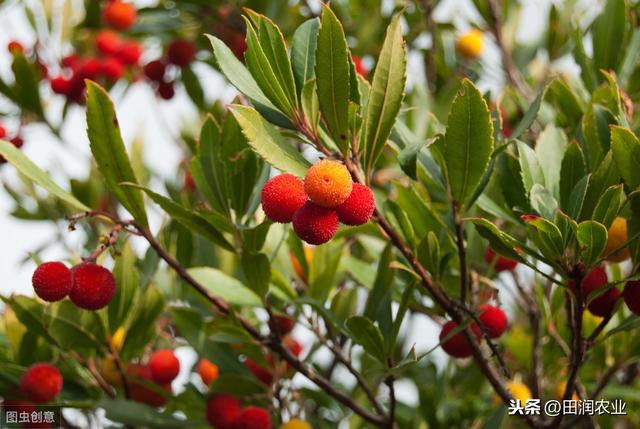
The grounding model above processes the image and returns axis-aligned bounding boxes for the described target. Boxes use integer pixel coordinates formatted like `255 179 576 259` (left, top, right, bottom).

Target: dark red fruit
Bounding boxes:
127 363 171 407
157 81 175 100
232 406 272 429
484 247 518 272
32 261 72 302
143 60 165 81
292 202 339 245
206 394 241 429
439 320 482 358
335 183 375 226
167 39 196 66
623 280 640 315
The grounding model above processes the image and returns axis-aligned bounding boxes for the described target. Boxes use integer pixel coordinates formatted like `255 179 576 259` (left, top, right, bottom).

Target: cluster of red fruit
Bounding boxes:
127 349 180 407
261 160 376 245
0 120 24 164
571 266 640 318
50 1 139 103
440 304 508 358
31 261 116 310
207 394 272 429
142 38 197 100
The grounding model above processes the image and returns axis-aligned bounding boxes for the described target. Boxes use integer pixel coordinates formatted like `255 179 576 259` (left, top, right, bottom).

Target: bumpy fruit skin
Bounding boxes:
167 39 197 66
20 363 63 403
484 247 518 272
233 406 272 429
128 364 171 407
304 160 352 207
149 349 180 384
456 29 484 59
32 261 72 302
623 280 640 315
292 202 339 245
477 304 508 338
69 262 116 310
206 394 241 429
506 381 532 403
279 419 311 429
244 358 273 385
604 217 630 262
197 358 219 385
261 174 307 223
103 1 137 30
273 315 295 336
439 320 481 358
335 183 375 226
143 60 166 81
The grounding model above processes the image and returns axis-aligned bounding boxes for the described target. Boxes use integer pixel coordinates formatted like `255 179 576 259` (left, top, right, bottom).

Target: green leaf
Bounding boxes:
85 81 148 227
497 152 530 212
610 126 640 191
577 220 608 267
469 218 525 262
188 267 262 306
120 285 165 361
346 316 387 364
48 301 106 354
572 28 597 92
417 231 442 280
517 141 545 193
133 186 234 252
523 216 565 261
360 13 407 172
291 18 319 94
441 80 494 204
591 0 628 74
197 116 228 214
244 11 298 117
545 79 583 129
316 4 351 153
566 175 589 219
229 105 310 176
364 245 394 343
535 124 566 198
240 252 270 299
308 240 343 301
0 140 90 212
97 399 192 428
582 105 616 170
206 34 290 127
108 243 139 333
301 78 320 133
181 66 205 109
592 185 624 229
530 184 558 220
510 90 543 139
559 141 586 211
11 53 42 116
581 151 620 219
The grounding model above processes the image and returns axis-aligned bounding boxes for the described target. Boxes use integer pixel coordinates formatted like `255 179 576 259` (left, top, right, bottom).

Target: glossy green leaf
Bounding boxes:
316 4 351 153
577 220 608 267
241 252 270 299
591 0 628 74
611 125 640 191
361 13 407 172
291 18 319 94
85 81 148 227
229 105 310 176
0 140 90 212
592 185 624 229
517 141 545 193
535 124 566 198
188 267 262 306
346 316 387 364
469 218 525 262
97 399 192 428
559 141 586 211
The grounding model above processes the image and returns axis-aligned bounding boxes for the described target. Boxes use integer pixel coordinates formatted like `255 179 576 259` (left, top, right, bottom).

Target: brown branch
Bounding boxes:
386 375 397 429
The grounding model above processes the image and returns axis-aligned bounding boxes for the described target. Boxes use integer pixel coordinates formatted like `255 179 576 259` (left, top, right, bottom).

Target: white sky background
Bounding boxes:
0 0 602 415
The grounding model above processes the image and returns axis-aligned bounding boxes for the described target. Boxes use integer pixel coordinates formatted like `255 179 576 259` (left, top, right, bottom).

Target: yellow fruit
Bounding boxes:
280 419 312 429
111 327 125 351
507 381 532 403
604 217 630 262
304 160 352 207
100 357 123 387
554 381 580 401
456 29 484 59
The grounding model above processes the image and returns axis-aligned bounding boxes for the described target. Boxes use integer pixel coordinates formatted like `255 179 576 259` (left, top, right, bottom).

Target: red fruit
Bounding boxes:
477 304 508 338
20 363 63 403
0 125 5 139
292 202 339 245
260 174 307 223
148 349 180 384
101 57 124 81
233 406 272 429
32 261 73 302
197 358 219 385
157 80 175 100
10 136 23 149
439 320 481 358
127 363 171 407
103 1 137 31
588 287 620 317
274 315 295 336
8 40 23 55
230 33 247 60
484 247 518 272
352 55 367 77
335 183 375 226
184 170 196 191
61 54 79 69
623 280 640 315
284 337 303 358
69 262 116 310
244 358 273 385
143 60 165 81
116 41 142 65
78 58 102 80
50 75 71 95
95 30 121 56
569 266 607 300
206 394 241 429
167 38 196 66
